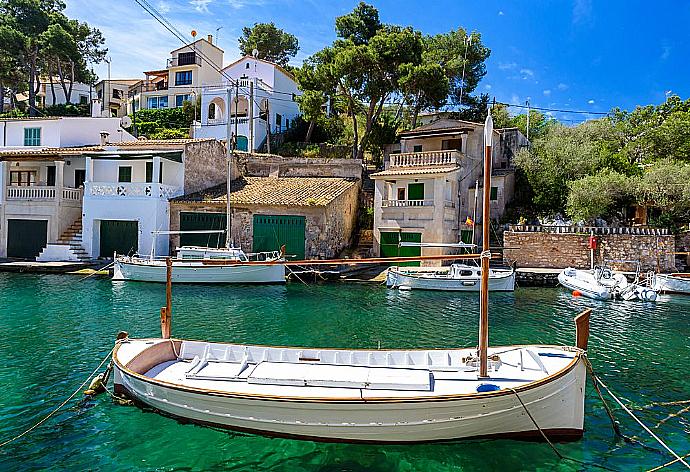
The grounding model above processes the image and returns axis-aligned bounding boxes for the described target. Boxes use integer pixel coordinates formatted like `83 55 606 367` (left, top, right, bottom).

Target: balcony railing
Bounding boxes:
167 55 202 67
86 182 181 199
7 186 83 201
507 224 669 236
382 199 434 207
139 82 168 93
391 150 462 168
206 117 250 126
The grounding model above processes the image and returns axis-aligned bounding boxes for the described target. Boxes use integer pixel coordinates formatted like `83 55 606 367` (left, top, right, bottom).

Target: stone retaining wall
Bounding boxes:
504 230 676 271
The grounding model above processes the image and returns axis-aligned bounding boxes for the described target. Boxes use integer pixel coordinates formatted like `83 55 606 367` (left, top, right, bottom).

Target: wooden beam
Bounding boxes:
575 309 591 351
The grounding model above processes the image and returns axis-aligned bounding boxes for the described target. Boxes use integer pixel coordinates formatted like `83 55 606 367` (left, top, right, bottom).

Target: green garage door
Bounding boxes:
379 231 421 266
7 219 48 259
180 212 226 248
253 215 305 260
100 220 138 257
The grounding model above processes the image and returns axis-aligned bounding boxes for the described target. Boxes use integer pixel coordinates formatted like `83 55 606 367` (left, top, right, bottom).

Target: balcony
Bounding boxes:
390 150 462 168
6 186 83 202
139 82 168 93
167 54 202 68
85 182 181 200
382 199 434 207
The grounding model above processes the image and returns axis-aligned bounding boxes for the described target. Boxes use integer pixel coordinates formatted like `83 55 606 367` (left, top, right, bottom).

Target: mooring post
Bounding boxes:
575 309 591 351
161 257 172 339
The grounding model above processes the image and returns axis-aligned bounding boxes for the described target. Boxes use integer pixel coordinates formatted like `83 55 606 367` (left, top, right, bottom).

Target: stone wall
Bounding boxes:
183 140 232 195
239 153 363 180
504 230 676 271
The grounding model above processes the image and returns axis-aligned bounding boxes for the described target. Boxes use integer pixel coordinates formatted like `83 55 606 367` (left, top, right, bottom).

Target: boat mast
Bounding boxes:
479 107 493 378
226 86 234 249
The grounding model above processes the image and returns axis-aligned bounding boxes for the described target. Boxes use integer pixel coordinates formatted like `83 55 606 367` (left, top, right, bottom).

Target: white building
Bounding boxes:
37 78 94 108
95 79 141 117
372 119 528 262
0 116 134 148
192 55 300 151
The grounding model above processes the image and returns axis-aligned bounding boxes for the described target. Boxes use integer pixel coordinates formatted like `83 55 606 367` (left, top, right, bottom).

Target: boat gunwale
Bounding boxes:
388 267 516 281
115 258 285 268
113 338 584 403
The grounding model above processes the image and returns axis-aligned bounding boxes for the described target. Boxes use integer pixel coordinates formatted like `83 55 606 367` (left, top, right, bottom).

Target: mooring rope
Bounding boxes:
647 452 690 472
592 376 690 469
508 387 618 471
0 347 114 449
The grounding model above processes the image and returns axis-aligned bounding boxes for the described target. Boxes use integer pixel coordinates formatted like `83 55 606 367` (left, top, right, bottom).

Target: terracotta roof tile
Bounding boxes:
371 166 461 177
0 146 104 159
110 138 214 147
173 176 358 207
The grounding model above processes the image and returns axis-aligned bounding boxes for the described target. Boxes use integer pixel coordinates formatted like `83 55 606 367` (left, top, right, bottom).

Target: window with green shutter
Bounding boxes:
118 166 132 183
490 186 498 201
407 183 424 200
145 162 163 183
23 128 41 146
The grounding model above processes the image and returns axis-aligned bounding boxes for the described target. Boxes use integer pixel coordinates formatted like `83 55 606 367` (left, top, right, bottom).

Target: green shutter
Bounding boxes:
118 166 132 183
7 219 48 258
23 128 41 146
407 183 424 200
180 212 226 248
99 220 138 257
237 135 248 152
145 162 153 183
252 215 305 260
379 231 421 266
490 187 498 200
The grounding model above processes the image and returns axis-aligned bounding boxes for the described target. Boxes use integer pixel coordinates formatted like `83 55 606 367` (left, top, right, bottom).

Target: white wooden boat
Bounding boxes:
113 109 591 444
386 264 515 292
112 336 588 443
113 246 286 284
651 273 690 294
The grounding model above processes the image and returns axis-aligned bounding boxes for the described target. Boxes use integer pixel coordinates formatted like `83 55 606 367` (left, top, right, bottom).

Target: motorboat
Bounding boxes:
558 266 657 301
651 273 690 295
387 263 515 292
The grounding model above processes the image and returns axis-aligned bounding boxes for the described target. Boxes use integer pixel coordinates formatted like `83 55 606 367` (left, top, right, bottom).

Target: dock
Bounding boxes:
0 261 91 274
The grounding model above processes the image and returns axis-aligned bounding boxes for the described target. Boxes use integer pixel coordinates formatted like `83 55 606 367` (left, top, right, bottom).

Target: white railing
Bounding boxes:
62 187 83 201
507 224 669 236
86 182 181 199
7 186 55 200
205 117 251 126
382 199 434 207
390 150 462 168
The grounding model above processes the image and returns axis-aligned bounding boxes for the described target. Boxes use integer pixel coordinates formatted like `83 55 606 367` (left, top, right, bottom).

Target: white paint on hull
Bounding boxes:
113 259 285 284
652 273 690 294
386 266 515 292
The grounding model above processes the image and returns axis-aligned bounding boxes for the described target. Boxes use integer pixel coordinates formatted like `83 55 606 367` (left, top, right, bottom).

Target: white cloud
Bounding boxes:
498 10 504 16
588 99 595 104
543 89 551 96
190 0 212 13
228 0 267 9
520 68 534 77
157 1 171 13
661 45 671 60
498 62 517 70
484 84 492 90
573 0 593 25
557 83 568 91
510 94 520 105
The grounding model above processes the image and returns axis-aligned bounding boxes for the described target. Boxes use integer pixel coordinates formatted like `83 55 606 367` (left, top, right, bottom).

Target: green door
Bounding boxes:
179 212 226 248
379 231 421 266
253 215 305 260
237 135 248 152
100 220 138 257
7 219 48 259
460 229 473 254
407 183 425 200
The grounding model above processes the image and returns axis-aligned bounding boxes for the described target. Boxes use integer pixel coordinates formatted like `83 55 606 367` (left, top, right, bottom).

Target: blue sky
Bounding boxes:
66 0 690 123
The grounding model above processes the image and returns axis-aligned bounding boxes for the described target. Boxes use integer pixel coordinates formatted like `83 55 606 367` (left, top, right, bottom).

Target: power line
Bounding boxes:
498 101 609 116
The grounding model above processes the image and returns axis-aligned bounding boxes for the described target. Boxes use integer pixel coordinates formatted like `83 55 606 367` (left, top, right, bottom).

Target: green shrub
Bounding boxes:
149 128 188 140
44 103 89 117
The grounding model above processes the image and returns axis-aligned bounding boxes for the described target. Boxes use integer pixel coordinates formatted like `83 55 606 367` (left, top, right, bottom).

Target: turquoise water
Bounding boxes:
0 274 688 471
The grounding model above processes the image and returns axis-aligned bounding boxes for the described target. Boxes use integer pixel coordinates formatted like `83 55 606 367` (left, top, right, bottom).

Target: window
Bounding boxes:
397 187 405 200
275 114 282 132
413 144 423 153
175 94 191 107
408 183 425 200
175 70 193 86
208 103 216 120
285 118 290 129
23 128 41 146
79 94 89 105
490 186 498 201
113 89 123 99
145 161 163 183
441 139 462 151
74 169 86 188
245 62 250 69
10 171 36 186
177 52 196 66
118 166 132 183
47 166 56 186
147 96 168 109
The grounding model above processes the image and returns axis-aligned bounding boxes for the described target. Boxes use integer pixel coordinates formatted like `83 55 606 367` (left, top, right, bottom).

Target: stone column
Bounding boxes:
152 155 161 184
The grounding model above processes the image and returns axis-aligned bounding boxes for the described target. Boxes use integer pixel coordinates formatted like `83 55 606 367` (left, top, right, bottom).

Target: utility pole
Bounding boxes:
525 99 530 140
248 80 254 152
266 101 271 154
234 81 239 151
226 86 234 248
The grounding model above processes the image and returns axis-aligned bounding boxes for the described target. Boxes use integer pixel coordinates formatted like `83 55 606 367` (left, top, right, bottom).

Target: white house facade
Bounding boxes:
192 56 300 151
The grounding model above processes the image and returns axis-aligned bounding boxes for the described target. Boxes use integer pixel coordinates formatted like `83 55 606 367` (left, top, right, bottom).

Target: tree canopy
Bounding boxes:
238 22 298 67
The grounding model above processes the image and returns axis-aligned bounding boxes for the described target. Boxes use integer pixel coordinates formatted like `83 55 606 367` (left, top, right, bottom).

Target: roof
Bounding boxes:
96 79 141 87
171 37 224 55
223 55 296 81
109 138 214 147
0 145 103 160
398 118 499 139
370 166 461 178
173 177 358 207
84 149 184 163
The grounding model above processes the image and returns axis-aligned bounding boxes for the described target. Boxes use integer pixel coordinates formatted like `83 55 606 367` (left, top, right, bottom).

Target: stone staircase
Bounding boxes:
36 216 90 262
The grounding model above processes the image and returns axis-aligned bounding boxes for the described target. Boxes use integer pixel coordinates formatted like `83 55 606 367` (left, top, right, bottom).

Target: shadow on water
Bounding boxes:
0 274 688 471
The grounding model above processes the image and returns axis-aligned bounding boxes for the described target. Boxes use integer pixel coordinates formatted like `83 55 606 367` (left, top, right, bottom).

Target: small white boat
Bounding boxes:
113 332 588 443
651 273 690 295
558 266 657 301
387 264 515 292
113 246 286 284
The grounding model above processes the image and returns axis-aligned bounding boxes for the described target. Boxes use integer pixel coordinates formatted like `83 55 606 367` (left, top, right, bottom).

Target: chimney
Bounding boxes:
91 98 102 118
207 34 213 44
99 132 109 146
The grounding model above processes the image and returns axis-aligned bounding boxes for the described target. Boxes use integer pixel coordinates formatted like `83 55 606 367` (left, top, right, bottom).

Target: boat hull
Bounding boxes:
386 269 516 292
113 259 286 284
558 269 611 300
113 341 585 443
652 273 690 294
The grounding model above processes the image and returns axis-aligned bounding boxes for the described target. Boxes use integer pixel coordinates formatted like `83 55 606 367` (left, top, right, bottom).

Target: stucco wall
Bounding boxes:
503 230 676 271
240 154 363 180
